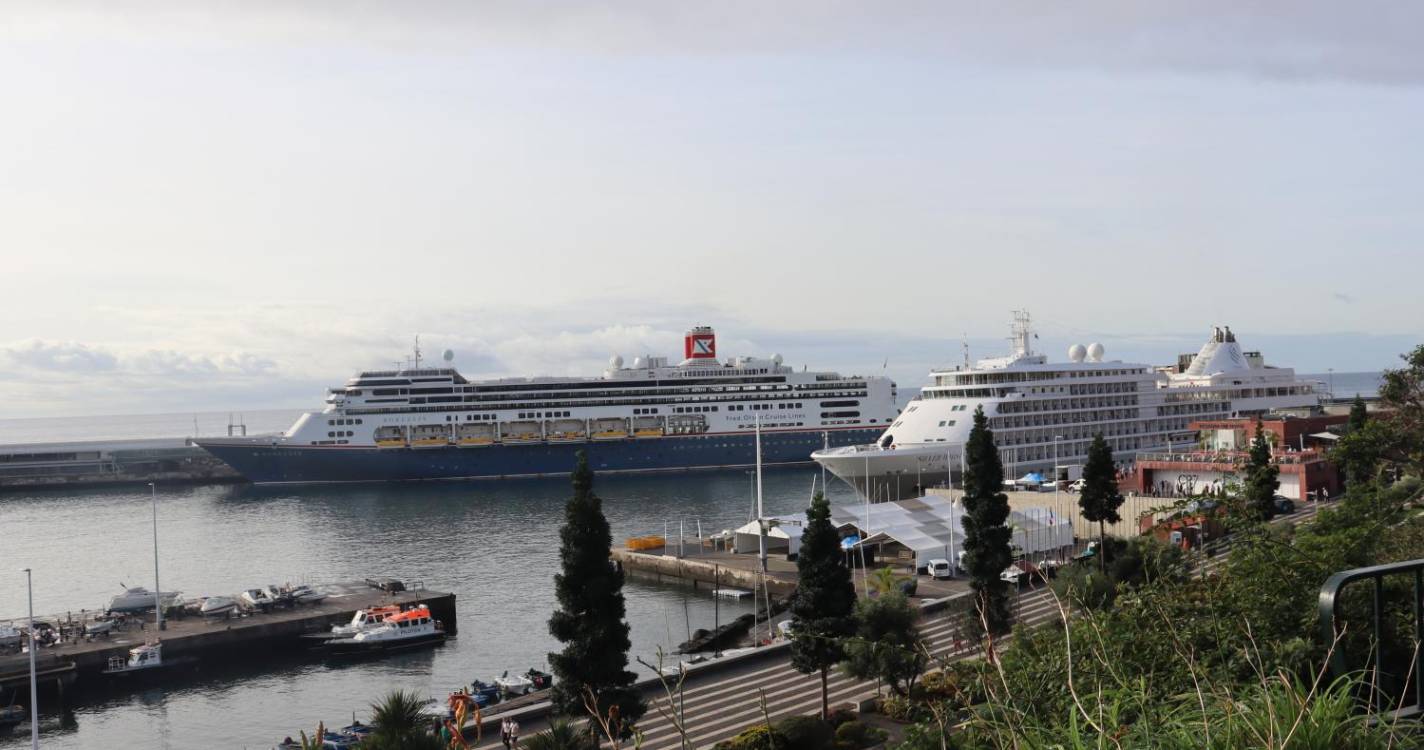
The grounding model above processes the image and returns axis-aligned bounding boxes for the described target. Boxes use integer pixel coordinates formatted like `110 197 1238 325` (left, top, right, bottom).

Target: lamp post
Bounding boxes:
23 568 38 750
150 482 163 631
1053 436 1064 502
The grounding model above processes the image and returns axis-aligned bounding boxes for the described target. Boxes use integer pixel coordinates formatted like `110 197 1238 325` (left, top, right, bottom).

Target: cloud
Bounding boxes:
1334 292 1355 304
0 340 118 373
5 2 1423 86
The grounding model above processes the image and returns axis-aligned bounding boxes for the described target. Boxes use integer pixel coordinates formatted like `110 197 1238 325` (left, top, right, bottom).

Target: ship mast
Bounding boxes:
1010 310 1034 357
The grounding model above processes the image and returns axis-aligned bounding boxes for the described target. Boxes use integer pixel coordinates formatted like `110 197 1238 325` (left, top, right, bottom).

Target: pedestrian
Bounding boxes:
500 718 512 750
510 718 520 749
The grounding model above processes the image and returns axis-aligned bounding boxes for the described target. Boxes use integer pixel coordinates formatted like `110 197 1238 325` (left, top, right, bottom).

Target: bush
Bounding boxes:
876 696 918 722
775 715 834 750
825 708 858 729
713 724 788 750
834 720 888 750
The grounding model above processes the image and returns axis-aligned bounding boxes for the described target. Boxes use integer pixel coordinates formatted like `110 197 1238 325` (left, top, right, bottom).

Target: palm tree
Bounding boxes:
867 567 906 596
522 717 597 750
365 689 444 750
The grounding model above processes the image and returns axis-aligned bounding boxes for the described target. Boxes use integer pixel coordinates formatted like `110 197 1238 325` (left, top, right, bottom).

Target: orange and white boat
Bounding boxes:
323 605 445 654
329 605 403 637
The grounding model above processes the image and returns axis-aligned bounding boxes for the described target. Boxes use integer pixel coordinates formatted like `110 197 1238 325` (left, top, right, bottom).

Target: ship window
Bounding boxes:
327 431 334 437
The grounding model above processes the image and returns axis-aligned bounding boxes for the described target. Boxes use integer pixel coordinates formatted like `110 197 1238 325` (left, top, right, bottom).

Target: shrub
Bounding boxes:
775 715 834 750
876 696 918 722
522 718 598 750
713 724 789 750
825 708 858 729
834 720 888 750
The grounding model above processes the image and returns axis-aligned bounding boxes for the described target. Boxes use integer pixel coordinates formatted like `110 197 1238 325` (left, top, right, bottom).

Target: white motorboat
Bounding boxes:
103 641 167 675
0 624 21 648
107 586 180 614
84 619 117 636
199 596 238 618
323 605 445 655
330 605 402 637
239 588 275 610
494 670 534 696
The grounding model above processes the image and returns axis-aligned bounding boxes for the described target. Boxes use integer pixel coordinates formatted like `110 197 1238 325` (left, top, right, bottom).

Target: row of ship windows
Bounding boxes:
327 430 354 438
327 418 364 426
357 380 866 399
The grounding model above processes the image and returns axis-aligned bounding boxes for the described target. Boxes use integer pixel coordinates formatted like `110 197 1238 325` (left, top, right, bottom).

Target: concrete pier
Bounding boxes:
0 580 456 697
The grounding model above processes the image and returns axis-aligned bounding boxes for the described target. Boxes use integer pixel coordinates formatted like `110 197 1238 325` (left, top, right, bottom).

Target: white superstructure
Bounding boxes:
812 312 1320 500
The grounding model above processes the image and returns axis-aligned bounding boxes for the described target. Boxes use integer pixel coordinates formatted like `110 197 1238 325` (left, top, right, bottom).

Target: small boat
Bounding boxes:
0 625 21 649
288 585 328 605
322 605 445 655
494 670 534 696
103 641 174 675
200 596 238 619
84 619 117 637
329 605 401 637
524 668 554 691
265 585 295 608
107 586 180 614
466 680 502 707
0 704 24 730
239 588 274 610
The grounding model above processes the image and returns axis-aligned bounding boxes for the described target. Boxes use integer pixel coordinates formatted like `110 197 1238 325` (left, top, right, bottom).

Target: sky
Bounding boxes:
1 2 1422 418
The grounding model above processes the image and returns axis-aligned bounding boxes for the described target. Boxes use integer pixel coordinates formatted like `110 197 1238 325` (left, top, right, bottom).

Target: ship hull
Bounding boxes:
196 428 881 485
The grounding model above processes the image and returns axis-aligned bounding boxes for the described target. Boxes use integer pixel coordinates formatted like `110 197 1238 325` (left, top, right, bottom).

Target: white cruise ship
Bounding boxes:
197 326 898 484
812 312 1321 500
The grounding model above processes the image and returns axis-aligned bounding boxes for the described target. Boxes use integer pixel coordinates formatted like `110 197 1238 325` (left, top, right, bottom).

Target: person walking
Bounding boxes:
510 718 520 749
500 718 512 750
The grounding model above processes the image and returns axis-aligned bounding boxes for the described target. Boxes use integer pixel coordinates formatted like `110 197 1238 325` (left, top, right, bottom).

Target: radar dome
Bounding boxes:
632 356 647 369
442 349 454 362
771 353 783 365
609 354 624 369
1087 342 1105 362
1068 344 1087 362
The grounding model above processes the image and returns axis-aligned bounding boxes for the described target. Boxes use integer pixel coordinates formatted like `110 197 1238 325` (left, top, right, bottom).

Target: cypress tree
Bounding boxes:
789 491 857 719
1077 433 1123 573
959 406 1013 636
1349 395 1369 432
1243 418 1280 522
548 452 646 731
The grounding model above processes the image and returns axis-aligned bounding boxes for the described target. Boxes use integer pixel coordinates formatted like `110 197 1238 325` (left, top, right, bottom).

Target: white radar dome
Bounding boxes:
1068 344 1087 363
771 353 783 365
1087 342 1105 362
632 356 647 369
442 349 454 362
609 354 624 369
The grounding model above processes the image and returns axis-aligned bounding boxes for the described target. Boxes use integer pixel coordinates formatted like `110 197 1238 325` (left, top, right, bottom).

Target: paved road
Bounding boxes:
472 503 1323 750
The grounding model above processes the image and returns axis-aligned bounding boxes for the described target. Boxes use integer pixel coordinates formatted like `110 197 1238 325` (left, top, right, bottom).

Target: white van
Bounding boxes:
926 558 954 580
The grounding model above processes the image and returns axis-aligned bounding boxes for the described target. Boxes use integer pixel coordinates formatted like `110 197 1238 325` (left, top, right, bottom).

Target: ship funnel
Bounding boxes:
684 326 717 361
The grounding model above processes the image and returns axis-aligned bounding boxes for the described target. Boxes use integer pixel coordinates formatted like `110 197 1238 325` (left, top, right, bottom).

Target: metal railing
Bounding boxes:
1318 559 1424 716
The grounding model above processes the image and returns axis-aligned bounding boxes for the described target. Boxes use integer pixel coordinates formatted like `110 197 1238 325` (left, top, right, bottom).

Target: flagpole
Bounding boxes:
755 415 766 573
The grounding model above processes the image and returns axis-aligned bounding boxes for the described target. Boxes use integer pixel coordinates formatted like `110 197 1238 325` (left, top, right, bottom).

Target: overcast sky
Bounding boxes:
2 2 1421 418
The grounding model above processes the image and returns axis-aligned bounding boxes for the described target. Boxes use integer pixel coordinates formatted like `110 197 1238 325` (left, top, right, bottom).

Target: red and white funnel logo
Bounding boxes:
684 327 716 360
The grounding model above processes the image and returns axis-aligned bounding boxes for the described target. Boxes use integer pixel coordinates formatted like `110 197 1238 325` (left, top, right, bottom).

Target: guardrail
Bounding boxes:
1317 559 1424 716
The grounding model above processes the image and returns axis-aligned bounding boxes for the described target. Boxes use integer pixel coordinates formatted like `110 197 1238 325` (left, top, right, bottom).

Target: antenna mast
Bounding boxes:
1010 310 1033 357
413 335 422 370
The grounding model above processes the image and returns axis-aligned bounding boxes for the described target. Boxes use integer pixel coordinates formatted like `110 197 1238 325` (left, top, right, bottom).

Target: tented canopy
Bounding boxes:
1020 472 1046 483
831 494 1074 570
732 515 806 555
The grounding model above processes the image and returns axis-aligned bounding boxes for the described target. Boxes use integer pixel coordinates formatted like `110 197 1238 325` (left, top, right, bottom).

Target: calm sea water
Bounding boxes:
0 468 856 749
1299 371 1384 400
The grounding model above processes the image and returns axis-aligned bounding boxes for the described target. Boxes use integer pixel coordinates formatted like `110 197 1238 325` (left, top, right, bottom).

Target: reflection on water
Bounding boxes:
0 467 857 748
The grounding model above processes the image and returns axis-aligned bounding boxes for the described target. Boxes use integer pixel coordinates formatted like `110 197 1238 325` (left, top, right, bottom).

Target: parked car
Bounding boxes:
1000 564 1028 587
926 558 954 580
1068 479 1086 492
1273 495 1296 514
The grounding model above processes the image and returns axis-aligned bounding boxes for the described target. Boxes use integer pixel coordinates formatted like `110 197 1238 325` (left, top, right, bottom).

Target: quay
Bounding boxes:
0 580 456 698
0 437 243 491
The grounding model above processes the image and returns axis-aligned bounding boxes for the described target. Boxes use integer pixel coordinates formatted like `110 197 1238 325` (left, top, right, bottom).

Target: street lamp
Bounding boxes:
150 482 164 631
1053 435 1064 502
24 568 38 750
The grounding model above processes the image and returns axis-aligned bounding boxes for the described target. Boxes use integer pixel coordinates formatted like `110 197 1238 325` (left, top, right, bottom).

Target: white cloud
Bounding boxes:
0 340 118 374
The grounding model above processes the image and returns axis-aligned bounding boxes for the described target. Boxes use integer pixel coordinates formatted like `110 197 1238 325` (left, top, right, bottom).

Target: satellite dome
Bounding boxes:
632 356 647 369
1068 344 1087 363
609 354 624 369
771 353 783 365
1087 342 1105 362
441 349 454 363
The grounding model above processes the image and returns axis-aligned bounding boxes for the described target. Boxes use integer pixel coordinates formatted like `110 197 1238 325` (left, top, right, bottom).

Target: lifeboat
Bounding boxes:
457 423 497 446
590 417 630 440
546 418 587 442
632 416 664 438
410 425 450 448
373 426 407 448
502 421 541 443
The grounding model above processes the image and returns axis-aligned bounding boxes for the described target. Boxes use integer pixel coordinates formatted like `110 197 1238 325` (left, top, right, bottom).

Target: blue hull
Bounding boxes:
198 429 881 484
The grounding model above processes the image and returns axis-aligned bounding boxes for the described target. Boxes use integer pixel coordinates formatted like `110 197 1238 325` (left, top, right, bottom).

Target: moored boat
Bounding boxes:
199 596 238 619
321 605 445 654
107 586 180 614
328 605 402 637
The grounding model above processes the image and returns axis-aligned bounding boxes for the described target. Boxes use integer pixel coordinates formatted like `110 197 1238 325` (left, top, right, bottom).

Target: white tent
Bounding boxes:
830 494 1074 570
731 515 806 555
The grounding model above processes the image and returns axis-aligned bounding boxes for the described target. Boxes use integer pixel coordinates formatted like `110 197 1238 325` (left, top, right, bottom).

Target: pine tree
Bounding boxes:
1243 418 1280 522
548 452 646 731
1077 433 1123 573
1349 395 1369 432
789 491 857 719
959 406 1013 636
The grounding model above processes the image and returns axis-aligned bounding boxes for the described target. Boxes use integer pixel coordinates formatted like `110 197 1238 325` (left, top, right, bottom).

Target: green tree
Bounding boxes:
548 452 646 731
1243 418 1280 522
841 590 927 696
1348 395 1369 432
364 689 444 750
959 406 1013 636
790 490 858 719
1077 433 1123 573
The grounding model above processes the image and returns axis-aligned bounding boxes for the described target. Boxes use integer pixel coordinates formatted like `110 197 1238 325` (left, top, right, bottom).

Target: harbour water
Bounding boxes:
0 467 858 749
